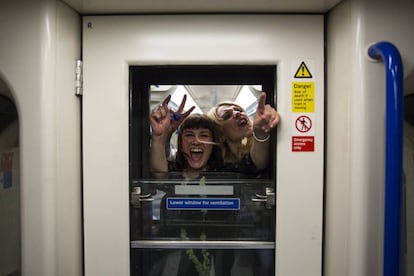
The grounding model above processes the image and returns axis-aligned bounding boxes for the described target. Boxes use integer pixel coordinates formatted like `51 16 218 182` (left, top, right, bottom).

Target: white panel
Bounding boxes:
175 185 234 195
83 14 324 276
326 1 414 276
0 2 57 275
55 2 83 276
325 2 355 275
0 0 82 275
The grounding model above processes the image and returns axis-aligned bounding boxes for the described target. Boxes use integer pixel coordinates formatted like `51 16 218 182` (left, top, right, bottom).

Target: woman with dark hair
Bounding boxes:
149 97 228 276
150 96 223 179
172 113 223 175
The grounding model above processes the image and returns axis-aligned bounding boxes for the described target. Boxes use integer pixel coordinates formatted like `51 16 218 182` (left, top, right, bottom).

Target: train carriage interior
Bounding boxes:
0 0 413 275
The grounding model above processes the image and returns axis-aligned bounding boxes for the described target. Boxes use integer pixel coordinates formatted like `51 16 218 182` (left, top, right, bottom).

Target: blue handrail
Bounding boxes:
368 41 403 276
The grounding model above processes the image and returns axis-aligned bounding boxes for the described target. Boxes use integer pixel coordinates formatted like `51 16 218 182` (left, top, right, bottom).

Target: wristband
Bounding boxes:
171 112 181 121
253 131 270 142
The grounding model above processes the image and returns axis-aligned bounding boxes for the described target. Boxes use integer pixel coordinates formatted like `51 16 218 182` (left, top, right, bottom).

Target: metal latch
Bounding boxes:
251 187 275 209
131 186 154 208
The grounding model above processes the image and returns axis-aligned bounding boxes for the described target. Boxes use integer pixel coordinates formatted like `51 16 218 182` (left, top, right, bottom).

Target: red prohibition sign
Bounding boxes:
295 115 312 133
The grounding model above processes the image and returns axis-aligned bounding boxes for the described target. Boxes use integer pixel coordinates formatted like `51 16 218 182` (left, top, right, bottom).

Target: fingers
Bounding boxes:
256 112 280 133
261 108 280 129
254 91 280 132
171 94 195 124
152 95 171 119
176 94 195 116
182 105 195 119
177 94 187 112
162 94 171 109
152 96 171 122
269 112 280 128
154 94 196 133
256 92 267 114
149 114 157 125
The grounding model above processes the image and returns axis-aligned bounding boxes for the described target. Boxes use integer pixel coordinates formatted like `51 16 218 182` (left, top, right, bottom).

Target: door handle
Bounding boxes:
251 187 275 208
131 186 154 208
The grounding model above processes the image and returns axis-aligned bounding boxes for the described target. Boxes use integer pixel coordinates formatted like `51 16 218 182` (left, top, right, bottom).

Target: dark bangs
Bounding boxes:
180 113 216 132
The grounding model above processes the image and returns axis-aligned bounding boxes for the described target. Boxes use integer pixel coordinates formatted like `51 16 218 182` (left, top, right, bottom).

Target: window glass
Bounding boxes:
150 85 262 151
129 65 276 275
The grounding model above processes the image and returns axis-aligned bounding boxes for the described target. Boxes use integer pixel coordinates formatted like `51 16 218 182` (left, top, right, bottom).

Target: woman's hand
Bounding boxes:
150 94 195 139
253 92 280 137
150 95 173 137
170 94 195 131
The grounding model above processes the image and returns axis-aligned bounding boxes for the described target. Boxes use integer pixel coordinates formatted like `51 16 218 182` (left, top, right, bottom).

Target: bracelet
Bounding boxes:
253 131 270 142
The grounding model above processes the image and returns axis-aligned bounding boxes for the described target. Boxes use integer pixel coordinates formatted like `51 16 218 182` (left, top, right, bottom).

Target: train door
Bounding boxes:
82 15 324 276
129 66 276 275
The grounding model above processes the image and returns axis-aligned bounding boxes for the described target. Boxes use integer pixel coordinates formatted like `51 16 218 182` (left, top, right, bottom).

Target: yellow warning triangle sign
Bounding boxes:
294 62 312 78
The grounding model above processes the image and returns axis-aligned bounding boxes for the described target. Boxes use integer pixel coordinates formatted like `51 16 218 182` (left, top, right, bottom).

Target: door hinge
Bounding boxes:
75 60 83 96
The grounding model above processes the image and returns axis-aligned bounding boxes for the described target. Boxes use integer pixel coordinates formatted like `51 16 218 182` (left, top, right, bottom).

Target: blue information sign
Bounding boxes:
167 198 240 210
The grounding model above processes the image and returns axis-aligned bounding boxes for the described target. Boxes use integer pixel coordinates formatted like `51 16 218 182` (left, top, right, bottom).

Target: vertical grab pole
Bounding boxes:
368 41 404 276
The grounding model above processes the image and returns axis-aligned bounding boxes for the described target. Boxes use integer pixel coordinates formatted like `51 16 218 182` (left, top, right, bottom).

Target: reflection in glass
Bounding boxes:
130 177 275 276
132 178 275 241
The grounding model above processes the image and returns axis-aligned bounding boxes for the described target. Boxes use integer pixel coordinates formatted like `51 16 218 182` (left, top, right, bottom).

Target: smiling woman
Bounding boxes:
150 108 223 179
173 114 223 175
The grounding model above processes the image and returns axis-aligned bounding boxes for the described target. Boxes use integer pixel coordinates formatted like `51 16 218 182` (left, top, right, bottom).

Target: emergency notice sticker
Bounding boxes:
292 136 314 152
292 82 314 112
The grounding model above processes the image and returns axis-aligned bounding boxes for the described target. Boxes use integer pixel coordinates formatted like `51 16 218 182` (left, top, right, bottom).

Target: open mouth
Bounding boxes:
237 117 249 128
189 148 204 161
238 118 248 126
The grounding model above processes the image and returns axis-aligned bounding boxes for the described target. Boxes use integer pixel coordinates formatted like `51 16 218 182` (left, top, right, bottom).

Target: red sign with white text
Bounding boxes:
292 136 314 152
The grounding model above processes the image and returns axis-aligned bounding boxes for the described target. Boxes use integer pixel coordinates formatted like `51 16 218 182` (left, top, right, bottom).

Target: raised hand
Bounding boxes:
253 92 280 134
150 95 173 137
150 94 195 139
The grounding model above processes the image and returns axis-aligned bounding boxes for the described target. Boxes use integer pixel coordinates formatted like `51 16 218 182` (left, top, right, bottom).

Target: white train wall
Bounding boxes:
0 0 413 275
0 2 82 276
326 1 414 276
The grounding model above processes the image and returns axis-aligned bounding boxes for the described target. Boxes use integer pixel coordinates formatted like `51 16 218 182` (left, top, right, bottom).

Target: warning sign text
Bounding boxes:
292 82 314 112
292 136 315 152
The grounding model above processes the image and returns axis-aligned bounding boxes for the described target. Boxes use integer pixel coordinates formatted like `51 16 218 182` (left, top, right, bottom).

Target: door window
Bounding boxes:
129 65 277 276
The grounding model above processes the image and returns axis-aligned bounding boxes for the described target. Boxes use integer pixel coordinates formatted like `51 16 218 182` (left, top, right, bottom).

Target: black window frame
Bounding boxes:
129 64 277 181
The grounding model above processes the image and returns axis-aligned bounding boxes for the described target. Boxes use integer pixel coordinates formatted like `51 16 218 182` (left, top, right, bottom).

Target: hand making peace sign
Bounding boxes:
150 94 195 138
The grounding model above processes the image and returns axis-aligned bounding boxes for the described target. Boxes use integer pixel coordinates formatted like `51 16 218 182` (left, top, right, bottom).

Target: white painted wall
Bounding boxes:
54 2 82 276
325 0 414 275
0 1 82 275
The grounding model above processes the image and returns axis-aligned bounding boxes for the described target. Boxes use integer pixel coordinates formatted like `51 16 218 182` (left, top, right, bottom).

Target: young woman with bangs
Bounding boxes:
150 95 223 179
